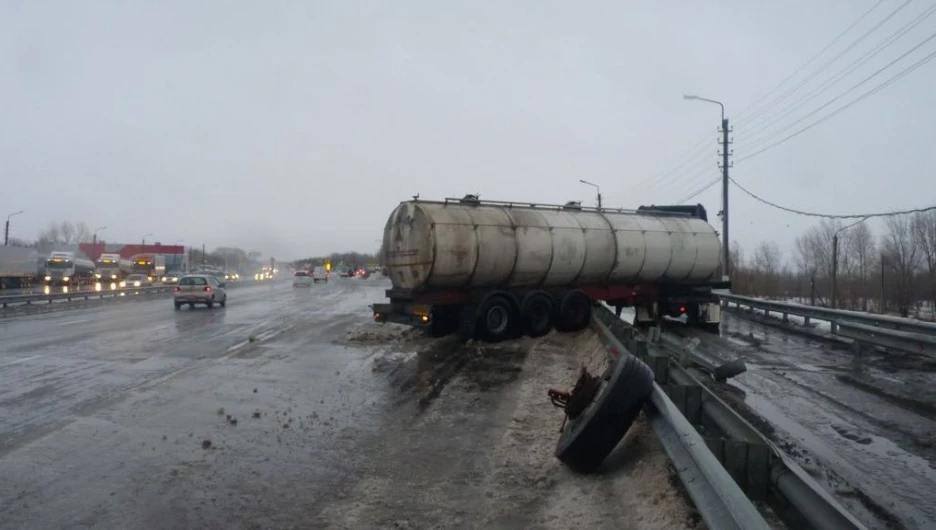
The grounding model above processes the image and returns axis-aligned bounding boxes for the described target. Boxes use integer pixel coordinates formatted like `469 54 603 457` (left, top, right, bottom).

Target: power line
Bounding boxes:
677 177 720 205
742 3 936 143
736 42 936 162
739 0 912 126
735 0 889 122
730 177 936 218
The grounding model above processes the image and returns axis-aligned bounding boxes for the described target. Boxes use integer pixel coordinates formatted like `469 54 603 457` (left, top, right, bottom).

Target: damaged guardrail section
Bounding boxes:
591 305 869 530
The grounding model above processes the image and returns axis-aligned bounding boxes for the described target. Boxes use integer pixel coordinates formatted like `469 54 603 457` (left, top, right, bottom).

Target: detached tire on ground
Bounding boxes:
555 352 655 473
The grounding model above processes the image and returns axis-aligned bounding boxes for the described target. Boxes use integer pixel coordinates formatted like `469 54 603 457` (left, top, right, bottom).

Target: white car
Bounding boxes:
121 274 152 288
174 274 227 309
293 270 312 287
312 266 329 283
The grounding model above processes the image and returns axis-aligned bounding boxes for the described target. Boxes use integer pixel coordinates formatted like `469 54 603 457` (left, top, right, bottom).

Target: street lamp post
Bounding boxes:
831 218 869 311
579 180 602 209
141 233 153 252
683 94 730 278
5 210 24 246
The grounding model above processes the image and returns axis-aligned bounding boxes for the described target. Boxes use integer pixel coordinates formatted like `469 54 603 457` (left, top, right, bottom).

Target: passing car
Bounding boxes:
121 274 152 288
224 271 240 281
162 270 182 284
173 274 227 310
312 266 329 283
293 270 312 287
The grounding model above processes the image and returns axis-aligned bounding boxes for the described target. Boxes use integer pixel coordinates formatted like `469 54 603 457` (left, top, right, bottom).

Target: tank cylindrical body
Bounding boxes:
383 200 721 292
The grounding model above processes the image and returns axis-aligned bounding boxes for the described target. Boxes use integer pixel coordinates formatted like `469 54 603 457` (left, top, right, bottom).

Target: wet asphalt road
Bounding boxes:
0 278 396 529
679 311 936 530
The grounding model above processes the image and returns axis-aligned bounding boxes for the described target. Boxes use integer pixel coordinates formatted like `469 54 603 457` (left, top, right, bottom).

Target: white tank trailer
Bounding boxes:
372 196 729 341
43 251 96 286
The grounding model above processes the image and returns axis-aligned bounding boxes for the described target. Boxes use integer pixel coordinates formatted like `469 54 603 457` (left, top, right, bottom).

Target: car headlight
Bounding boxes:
119 281 126 287
134 281 141 287
161 277 167 282
44 275 51 281
62 276 70 282
111 274 117 279
95 273 102 279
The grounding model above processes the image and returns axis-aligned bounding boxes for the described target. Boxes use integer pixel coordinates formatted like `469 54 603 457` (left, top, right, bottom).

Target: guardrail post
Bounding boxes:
782 312 789 323
831 322 838 334
804 316 810 326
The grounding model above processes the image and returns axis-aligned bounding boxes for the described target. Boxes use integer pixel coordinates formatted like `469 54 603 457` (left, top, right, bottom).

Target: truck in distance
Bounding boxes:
95 253 130 282
372 195 728 341
128 254 166 282
43 251 96 287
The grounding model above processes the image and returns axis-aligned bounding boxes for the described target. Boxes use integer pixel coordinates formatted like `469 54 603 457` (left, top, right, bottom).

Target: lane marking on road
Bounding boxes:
57 319 90 326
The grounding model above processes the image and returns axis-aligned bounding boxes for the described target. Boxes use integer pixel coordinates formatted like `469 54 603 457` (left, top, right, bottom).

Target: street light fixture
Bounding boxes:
4 210 24 246
683 94 730 278
141 233 153 250
579 179 602 209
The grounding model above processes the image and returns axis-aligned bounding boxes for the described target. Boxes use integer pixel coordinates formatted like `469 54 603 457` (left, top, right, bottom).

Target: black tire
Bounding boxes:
207 297 214 309
220 295 226 308
189 303 195 309
174 302 181 311
475 295 516 342
555 291 592 332
555 353 655 473
521 292 553 337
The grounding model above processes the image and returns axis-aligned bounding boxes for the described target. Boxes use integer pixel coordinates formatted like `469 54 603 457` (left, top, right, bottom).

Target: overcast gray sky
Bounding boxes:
2 0 934 261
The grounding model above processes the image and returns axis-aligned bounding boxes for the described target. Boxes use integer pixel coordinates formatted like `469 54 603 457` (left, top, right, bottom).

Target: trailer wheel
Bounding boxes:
521 292 553 337
555 290 591 332
476 295 516 342
554 353 654 473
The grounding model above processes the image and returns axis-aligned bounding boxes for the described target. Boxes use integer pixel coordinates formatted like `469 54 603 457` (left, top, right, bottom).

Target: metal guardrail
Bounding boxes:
593 307 869 530
718 292 936 358
0 281 251 309
0 285 174 307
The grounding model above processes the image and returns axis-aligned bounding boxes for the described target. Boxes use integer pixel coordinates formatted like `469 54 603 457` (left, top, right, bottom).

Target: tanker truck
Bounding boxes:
94 253 132 282
43 251 96 287
372 195 728 341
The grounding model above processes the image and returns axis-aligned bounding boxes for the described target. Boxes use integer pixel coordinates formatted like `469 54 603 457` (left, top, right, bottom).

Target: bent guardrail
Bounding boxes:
718 292 936 358
593 306 869 530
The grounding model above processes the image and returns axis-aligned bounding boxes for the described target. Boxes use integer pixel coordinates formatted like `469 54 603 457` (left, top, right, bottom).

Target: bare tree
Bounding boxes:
753 241 782 298
882 215 920 317
846 222 876 311
913 211 936 314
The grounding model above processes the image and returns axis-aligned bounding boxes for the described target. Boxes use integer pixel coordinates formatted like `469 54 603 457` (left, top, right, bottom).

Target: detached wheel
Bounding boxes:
476 295 516 342
555 352 655 473
521 292 553 337
555 291 592 332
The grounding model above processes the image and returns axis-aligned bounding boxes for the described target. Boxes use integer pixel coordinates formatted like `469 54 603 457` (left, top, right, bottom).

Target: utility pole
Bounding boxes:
202 243 206 268
684 95 731 278
579 180 602 209
720 116 730 278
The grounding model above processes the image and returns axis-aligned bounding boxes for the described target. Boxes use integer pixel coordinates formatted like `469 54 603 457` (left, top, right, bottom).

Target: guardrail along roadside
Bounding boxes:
578 305 868 530
719 292 936 359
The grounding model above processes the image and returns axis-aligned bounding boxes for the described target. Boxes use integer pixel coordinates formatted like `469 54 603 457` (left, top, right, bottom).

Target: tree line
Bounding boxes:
730 210 936 318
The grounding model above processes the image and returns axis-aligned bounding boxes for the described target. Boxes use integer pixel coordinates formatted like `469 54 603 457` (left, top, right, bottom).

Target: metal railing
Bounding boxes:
0 281 250 309
718 292 936 358
592 306 869 530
